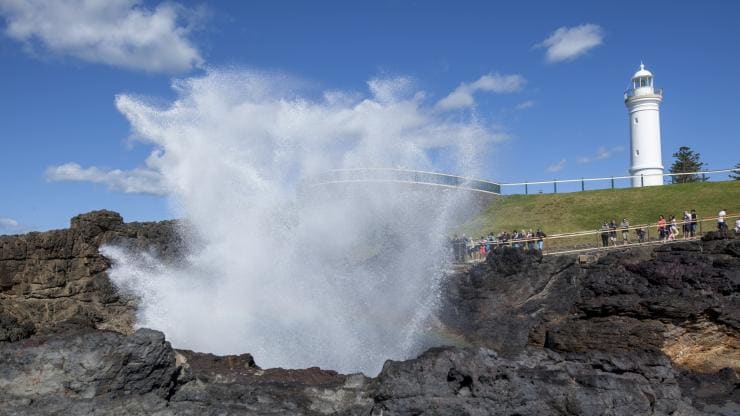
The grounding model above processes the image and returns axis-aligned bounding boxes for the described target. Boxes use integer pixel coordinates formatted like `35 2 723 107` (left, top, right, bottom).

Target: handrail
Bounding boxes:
321 167 501 186
500 168 739 187
624 87 663 99
466 214 738 246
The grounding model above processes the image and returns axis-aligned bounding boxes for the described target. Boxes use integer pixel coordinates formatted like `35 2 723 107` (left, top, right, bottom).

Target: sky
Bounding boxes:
1 0 739 233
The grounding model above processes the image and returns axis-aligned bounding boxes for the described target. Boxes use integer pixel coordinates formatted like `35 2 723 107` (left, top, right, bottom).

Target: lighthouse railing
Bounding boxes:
624 87 663 99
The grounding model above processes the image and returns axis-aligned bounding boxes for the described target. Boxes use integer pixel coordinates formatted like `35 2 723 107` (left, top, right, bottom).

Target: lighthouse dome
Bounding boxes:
632 63 653 80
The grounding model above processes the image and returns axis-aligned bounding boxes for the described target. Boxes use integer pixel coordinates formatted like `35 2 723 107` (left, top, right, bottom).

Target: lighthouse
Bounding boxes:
625 63 664 187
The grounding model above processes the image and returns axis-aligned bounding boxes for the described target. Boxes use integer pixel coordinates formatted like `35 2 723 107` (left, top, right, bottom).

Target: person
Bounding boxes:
536 228 546 251
486 232 495 253
690 209 698 237
609 220 618 246
718 208 727 237
465 235 474 259
620 218 630 244
451 235 461 262
478 236 487 260
526 229 535 251
635 226 646 243
600 222 610 247
668 215 678 241
657 215 667 241
735 218 740 234
682 211 691 239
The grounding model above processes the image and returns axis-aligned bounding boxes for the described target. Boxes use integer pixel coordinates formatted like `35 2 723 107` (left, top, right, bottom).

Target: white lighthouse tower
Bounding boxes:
625 63 664 187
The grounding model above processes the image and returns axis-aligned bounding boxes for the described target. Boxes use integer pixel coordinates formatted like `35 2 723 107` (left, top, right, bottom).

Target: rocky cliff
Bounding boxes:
0 212 737 415
0 210 182 335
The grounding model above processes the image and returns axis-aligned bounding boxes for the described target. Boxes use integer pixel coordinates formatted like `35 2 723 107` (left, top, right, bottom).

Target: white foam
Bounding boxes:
105 69 492 375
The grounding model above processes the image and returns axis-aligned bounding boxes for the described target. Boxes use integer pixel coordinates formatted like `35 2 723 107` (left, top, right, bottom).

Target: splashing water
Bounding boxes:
105 69 493 375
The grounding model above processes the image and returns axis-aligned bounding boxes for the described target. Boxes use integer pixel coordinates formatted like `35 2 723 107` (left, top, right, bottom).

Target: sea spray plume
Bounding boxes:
105 68 493 375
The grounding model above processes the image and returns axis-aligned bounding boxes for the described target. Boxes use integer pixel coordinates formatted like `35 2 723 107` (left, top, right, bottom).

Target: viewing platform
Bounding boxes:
308 168 501 195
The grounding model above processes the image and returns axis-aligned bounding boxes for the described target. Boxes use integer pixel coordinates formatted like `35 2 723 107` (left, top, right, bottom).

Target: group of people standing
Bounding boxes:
599 219 633 247
450 228 547 262
599 209 702 247
656 210 698 241
602 209 735 245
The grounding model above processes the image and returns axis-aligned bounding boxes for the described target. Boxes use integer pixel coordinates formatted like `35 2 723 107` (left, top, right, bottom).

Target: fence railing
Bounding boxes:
500 168 739 195
624 87 663 99
309 167 502 194
454 214 738 262
309 168 738 196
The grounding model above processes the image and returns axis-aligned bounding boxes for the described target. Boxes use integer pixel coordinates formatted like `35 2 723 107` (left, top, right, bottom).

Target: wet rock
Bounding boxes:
370 347 699 416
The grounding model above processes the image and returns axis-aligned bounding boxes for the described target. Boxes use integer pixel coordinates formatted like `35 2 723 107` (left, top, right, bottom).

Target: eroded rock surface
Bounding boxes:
0 210 182 334
442 239 740 415
0 212 738 415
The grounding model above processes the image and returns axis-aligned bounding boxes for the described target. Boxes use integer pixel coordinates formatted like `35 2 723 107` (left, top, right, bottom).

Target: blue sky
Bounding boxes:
1 0 739 232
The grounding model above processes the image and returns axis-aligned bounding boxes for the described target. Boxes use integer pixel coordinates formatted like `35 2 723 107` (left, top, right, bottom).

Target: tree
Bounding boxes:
669 146 706 183
731 163 740 180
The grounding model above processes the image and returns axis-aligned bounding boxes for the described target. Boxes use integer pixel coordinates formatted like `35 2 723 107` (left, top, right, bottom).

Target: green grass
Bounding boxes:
458 180 740 238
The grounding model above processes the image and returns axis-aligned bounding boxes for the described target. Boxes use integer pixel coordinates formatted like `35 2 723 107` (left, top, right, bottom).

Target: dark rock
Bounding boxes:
0 213 737 415
0 312 35 342
0 327 179 415
440 238 740 415
370 347 699 415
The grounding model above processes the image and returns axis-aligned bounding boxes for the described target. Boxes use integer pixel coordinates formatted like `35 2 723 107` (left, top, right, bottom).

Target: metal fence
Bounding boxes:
499 168 739 196
309 168 502 194
456 213 738 262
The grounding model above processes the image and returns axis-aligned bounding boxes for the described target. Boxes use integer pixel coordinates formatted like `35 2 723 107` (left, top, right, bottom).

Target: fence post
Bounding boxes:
553 180 557 194
581 178 585 191
641 174 644 187
525 183 528 195
611 176 615 189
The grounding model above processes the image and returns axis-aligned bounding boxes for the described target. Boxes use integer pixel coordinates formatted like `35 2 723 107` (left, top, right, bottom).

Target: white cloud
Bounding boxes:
436 73 526 110
537 24 603 63
0 216 25 234
0 217 19 228
546 159 566 173
367 76 416 103
47 69 509 195
577 146 624 164
515 100 535 110
45 162 166 195
0 0 204 73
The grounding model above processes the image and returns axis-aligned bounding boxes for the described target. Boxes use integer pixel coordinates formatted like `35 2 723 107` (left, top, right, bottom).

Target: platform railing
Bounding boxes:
499 168 739 195
456 214 738 262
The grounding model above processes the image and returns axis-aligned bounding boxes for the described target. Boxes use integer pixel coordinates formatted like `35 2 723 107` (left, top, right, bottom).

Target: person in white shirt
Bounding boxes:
718 209 727 236
735 218 740 233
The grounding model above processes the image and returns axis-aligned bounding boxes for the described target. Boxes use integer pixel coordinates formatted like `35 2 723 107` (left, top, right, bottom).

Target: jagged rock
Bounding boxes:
1 213 738 415
0 312 35 342
371 347 700 415
441 239 740 415
0 210 183 334
0 325 179 415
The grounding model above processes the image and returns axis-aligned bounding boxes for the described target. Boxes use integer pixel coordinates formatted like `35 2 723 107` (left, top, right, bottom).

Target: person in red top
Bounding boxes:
657 215 667 241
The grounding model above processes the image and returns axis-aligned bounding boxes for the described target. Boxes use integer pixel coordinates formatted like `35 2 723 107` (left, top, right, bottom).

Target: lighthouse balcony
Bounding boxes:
624 87 662 100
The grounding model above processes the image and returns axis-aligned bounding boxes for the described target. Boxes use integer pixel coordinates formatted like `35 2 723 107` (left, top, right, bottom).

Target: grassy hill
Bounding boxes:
458 180 740 237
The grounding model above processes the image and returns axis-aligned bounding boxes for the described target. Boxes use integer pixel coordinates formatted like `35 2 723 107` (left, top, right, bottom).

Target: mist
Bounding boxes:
105 68 494 375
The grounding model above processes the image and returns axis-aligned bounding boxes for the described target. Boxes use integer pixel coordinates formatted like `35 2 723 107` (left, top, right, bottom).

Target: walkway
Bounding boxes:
307 168 501 195
458 213 737 264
